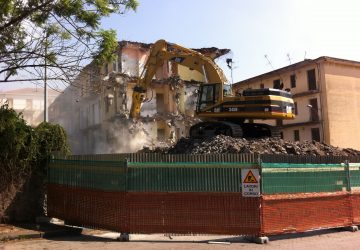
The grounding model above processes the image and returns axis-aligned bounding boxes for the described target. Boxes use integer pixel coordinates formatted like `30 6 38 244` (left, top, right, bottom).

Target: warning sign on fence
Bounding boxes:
241 169 260 197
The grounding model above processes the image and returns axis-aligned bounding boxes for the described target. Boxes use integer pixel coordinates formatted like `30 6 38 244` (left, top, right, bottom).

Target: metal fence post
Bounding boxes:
257 155 264 237
345 160 351 192
258 156 263 195
125 158 129 192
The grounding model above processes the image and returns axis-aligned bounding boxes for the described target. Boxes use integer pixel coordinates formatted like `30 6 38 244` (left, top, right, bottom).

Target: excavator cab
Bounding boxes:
196 83 221 112
196 83 235 112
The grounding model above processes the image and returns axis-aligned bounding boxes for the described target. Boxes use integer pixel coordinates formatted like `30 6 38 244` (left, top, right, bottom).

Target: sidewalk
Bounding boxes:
0 219 82 241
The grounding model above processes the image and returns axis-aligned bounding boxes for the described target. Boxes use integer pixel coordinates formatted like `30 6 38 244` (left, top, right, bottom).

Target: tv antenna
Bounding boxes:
264 54 274 70
287 53 292 65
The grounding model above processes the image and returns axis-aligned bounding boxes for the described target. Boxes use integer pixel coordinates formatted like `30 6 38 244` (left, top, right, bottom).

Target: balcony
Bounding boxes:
292 90 319 98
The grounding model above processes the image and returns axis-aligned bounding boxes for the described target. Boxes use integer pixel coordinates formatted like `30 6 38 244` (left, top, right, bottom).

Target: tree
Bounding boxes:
0 103 71 222
0 0 138 90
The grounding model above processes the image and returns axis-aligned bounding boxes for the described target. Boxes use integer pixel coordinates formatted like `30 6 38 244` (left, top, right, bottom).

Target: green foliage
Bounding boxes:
35 122 70 174
0 104 70 189
95 29 118 64
0 0 139 80
0 104 36 180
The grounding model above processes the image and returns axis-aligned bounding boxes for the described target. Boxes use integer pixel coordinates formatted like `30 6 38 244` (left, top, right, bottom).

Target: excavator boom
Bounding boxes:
130 39 227 119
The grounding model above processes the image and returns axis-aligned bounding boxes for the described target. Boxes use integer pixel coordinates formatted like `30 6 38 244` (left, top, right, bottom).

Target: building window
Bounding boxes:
89 67 99 84
13 99 26 109
6 98 13 108
307 69 316 90
294 102 298 115
112 58 117 72
290 74 296 88
311 127 321 142
157 128 165 141
117 54 122 73
90 71 95 84
105 97 110 113
294 130 300 141
309 98 319 121
156 93 165 113
33 99 43 110
26 99 32 109
176 127 181 139
105 63 109 75
260 83 264 89
273 79 281 89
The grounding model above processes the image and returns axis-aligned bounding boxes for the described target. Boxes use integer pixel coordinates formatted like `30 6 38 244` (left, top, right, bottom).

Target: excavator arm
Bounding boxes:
129 39 227 119
129 39 295 139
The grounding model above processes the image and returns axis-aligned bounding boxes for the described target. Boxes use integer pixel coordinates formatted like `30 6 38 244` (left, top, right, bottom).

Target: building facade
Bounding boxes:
50 41 229 154
233 56 360 150
0 88 59 126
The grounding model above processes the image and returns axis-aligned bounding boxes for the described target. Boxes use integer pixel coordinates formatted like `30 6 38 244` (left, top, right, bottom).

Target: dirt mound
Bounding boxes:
142 135 360 156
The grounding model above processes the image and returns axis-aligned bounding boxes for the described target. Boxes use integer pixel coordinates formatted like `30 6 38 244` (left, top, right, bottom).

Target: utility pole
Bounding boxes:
44 29 48 122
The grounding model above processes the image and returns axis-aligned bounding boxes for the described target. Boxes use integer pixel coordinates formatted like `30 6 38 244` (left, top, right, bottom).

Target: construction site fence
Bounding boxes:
47 153 360 236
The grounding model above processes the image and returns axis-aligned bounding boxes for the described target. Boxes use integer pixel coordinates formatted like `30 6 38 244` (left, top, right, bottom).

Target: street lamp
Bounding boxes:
226 58 234 85
44 28 49 122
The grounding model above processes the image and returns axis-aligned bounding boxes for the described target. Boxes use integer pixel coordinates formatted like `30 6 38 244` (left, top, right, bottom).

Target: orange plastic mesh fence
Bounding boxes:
125 192 260 235
47 184 261 235
47 184 127 232
261 192 353 235
351 191 360 224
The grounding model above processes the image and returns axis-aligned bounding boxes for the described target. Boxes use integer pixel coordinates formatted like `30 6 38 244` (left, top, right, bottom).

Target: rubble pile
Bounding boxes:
147 135 360 156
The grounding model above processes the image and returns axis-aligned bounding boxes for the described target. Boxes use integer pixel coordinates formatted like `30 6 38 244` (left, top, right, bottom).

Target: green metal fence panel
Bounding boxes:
48 153 360 194
260 154 352 164
48 158 257 193
127 162 257 192
350 163 360 189
48 159 127 191
60 153 258 163
262 163 347 194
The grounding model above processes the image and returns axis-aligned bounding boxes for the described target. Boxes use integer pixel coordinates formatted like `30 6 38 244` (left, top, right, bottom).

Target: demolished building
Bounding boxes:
50 41 230 154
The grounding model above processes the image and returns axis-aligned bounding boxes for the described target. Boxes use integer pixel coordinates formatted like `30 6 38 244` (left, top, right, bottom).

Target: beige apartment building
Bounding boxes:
50 40 229 154
0 88 59 126
233 56 360 150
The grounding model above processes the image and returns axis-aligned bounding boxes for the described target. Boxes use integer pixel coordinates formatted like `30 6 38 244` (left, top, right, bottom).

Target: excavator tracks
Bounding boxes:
189 121 281 139
189 121 243 138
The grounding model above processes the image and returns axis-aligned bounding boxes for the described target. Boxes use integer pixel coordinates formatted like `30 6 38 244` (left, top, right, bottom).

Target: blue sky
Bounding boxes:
2 0 360 90
101 0 360 83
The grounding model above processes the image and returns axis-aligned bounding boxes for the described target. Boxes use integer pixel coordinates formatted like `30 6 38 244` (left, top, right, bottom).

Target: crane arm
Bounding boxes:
129 39 227 119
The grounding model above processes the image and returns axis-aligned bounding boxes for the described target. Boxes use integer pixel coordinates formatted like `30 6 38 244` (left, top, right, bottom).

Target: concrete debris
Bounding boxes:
193 47 231 59
118 40 152 49
140 135 360 156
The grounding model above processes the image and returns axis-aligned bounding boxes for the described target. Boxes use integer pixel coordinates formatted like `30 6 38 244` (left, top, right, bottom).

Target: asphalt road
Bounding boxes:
2 228 360 250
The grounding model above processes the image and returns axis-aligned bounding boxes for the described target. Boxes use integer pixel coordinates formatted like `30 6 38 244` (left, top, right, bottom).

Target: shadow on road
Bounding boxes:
269 228 346 241
42 227 351 244
45 234 117 242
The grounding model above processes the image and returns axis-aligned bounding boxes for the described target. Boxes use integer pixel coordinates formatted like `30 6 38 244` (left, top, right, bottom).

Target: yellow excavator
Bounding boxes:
130 39 295 138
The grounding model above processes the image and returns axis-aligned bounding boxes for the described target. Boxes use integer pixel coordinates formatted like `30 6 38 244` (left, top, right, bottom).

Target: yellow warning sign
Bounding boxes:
243 170 258 183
